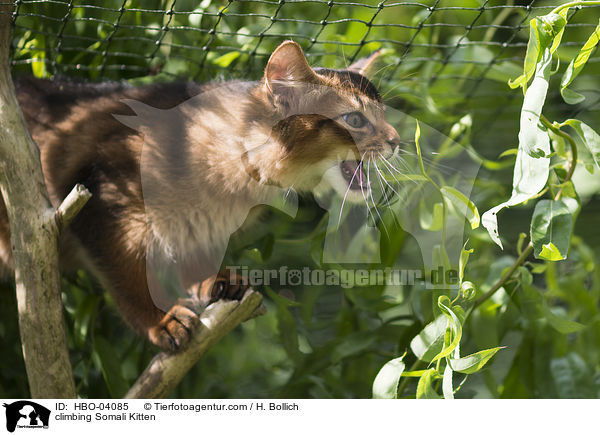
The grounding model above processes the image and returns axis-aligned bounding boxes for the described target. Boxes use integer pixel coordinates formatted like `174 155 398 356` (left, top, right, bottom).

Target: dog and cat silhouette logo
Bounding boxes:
3 401 50 432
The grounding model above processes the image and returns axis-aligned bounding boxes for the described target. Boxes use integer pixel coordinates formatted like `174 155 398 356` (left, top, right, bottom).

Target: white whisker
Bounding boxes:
367 153 389 237
379 153 403 174
373 159 401 229
374 157 401 200
338 153 365 225
284 185 294 201
378 152 419 185
394 148 457 175
394 155 415 174
358 153 376 225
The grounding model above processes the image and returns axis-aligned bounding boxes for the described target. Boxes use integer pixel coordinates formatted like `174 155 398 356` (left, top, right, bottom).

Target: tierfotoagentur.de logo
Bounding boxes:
3 401 50 432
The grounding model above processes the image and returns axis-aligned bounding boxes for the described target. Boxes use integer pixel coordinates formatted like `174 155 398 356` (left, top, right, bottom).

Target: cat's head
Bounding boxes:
252 41 401 199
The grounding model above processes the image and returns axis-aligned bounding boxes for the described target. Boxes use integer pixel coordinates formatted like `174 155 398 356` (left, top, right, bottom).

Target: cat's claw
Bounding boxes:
199 272 249 305
148 304 199 352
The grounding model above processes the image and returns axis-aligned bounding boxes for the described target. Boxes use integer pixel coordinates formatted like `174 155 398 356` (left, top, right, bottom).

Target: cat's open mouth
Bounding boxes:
340 160 367 191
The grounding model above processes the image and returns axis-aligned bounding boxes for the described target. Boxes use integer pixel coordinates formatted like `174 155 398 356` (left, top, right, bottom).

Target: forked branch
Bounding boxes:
125 290 265 399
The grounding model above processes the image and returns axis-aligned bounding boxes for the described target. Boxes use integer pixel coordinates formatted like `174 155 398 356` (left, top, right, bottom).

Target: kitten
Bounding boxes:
0 41 400 351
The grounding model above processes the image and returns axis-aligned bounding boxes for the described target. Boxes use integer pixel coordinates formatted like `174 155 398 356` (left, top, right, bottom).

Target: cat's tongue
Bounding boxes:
340 161 366 191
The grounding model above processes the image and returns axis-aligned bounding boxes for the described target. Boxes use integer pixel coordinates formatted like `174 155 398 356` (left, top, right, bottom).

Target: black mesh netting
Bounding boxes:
2 0 600 147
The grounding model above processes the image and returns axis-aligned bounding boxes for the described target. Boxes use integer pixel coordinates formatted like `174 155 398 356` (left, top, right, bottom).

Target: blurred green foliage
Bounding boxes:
1 0 600 398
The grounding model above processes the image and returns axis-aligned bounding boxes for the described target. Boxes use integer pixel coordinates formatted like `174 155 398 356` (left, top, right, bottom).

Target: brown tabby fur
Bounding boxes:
0 41 399 351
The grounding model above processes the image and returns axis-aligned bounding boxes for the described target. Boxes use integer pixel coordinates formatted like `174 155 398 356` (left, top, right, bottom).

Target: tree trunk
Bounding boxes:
0 4 85 398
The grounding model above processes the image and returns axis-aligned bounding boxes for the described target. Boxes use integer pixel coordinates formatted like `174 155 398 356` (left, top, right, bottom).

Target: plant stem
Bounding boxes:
551 1 600 15
414 122 448 261
540 114 578 200
397 359 422 397
466 242 534 319
483 1 514 43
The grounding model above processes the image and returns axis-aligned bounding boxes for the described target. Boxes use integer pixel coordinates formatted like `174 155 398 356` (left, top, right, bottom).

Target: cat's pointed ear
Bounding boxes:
112 99 159 130
264 41 318 96
348 49 382 78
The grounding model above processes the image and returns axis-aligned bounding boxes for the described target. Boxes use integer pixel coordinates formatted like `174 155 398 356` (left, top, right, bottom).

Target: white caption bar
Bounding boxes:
0 399 596 435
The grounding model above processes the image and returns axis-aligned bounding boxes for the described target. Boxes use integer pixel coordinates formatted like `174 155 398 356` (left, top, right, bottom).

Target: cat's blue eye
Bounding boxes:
342 112 368 129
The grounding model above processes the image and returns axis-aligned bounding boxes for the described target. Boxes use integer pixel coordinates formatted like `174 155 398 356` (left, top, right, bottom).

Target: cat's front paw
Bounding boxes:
148 304 199 352
199 271 249 305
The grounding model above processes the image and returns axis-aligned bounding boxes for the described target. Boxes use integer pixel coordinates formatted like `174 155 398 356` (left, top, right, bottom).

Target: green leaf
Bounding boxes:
530 199 574 261
518 47 553 158
93 336 128 398
562 119 600 172
442 363 454 399
449 347 503 374
560 87 585 105
263 286 301 307
24 35 49 78
430 296 462 364
548 10 569 54
459 241 473 287
539 242 565 261
508 19 541 90
508 13 565 90
447 114 472 140
560 19 600 104
213 51 240 68
244 248 263 264
401 370 429 377
372 356 405 399
441 186 480 229
31 58 47 78
73 294 99 348
543 305 585 334
485 61 524 84
460 281 476 301
498 148 518 159
482 141 551 248
482 48 552 248
331 331 376 364
410 315 447 362
551 353 595 398
419 200 444 231
416 368 441 399
381 172 427 183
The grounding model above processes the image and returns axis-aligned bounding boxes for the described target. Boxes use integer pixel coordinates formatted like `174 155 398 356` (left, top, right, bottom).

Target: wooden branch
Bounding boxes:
0 4 78 398
125 290 265 399
55 184 92 233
